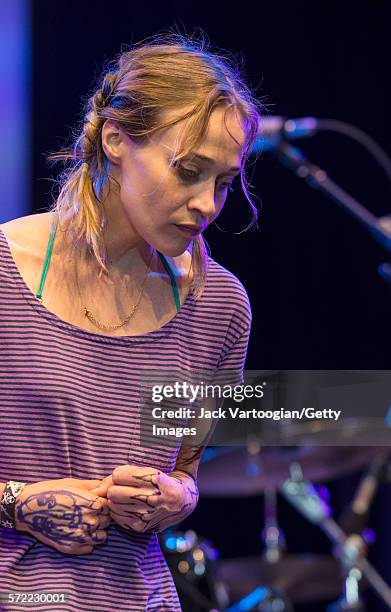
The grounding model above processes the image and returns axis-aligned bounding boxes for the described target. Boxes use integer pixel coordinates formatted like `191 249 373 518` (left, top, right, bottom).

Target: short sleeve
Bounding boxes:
214 283 252 386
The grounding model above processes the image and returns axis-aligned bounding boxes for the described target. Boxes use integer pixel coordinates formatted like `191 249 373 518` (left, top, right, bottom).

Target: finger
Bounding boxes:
130 507 167 532
90 496 109 512
109 494 161 513
90 476 114 496
110 510 152 525
108 501 155 516
72 545 95 555
59 543 94 556
97 503 110 516
98 514 112 529
83 479 106 489
70 527 96 542
112 465 160 486
108 492 162 512
83 516 100 531
75 527 107 546
107 485 160 503
81 513 111 534
154 470 172 490
90 485 109 497
111 513 147 533
110 476 160 492
91 529 108 544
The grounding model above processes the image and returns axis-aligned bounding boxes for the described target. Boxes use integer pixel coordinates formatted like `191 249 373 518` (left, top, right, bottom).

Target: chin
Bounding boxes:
157 243 190 258
148 225 196 258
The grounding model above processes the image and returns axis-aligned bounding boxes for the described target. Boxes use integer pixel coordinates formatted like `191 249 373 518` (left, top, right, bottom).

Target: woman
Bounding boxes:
0 34 261 610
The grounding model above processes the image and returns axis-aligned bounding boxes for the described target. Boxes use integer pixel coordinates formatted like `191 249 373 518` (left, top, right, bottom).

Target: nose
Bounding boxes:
187 183 218 225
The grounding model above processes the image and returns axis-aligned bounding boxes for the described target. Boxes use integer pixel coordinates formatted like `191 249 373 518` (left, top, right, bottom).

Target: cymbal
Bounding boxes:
198 446 388 497
270 418 391 446
218 554 342 604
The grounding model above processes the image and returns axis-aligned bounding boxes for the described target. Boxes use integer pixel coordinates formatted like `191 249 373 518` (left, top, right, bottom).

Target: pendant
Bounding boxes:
84 306 136 331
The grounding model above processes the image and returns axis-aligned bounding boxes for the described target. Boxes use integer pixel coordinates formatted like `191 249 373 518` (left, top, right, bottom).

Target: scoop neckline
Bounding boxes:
0 226 195 344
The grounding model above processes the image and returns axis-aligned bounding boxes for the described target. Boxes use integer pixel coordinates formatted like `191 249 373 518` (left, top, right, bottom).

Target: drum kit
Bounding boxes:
161 421 391 611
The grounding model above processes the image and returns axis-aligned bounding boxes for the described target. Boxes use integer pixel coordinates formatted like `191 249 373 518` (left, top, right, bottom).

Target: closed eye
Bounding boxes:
176 166 199 180
174 163 235 193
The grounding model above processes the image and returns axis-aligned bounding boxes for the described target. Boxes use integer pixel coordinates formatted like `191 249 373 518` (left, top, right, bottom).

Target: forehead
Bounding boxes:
157 105 247 168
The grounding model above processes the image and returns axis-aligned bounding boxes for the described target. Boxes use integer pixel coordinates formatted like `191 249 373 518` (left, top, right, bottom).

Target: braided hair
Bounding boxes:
48 33 262 297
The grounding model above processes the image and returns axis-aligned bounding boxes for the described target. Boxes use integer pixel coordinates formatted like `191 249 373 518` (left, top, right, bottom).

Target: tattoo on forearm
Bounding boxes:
16 490 97 545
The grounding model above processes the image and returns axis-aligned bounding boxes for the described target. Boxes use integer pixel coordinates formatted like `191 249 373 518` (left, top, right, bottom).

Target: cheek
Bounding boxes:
120 158 156 200
123 166 165 202
211 197 227 221
119 165 185 229
120 189 174 239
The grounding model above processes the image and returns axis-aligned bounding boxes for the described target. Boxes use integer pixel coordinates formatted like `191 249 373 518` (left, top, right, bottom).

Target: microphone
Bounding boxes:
252 116 318 152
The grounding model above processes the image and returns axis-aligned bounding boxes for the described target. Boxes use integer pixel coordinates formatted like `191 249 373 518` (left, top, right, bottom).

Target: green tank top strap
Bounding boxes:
35 217 181 313
156 252 181 313
35 217 59 302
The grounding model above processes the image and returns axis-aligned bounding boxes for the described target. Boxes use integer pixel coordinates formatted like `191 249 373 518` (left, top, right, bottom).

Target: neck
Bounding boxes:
101 190 152 269
53 206 154 281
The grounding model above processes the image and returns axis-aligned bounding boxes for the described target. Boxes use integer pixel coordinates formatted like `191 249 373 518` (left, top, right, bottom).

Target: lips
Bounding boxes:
175 225 203 237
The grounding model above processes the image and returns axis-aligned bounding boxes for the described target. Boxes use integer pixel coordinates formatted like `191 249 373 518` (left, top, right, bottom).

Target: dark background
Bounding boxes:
32 2 391 610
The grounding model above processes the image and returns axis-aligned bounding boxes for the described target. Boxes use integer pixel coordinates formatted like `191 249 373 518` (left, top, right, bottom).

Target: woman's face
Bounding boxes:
103 105 247 257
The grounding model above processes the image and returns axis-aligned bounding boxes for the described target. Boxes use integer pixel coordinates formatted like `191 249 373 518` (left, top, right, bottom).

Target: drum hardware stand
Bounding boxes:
243 442 286 563
280 462 391 611
262 488 286 564
223 447 292 611
328 535 366 612
244 441 287 563
330 451 390 611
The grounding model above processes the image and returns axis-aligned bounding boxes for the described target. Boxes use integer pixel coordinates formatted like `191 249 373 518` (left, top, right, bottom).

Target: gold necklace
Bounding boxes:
76 249 155 332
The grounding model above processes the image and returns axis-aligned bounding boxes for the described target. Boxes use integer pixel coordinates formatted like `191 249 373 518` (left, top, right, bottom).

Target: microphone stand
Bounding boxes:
272 142 391 288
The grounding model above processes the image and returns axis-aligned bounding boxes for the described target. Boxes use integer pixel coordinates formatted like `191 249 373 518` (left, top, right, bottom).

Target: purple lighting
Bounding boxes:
0 0 30 222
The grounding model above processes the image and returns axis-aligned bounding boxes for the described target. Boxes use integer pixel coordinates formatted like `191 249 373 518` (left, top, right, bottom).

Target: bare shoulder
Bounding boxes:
0 212 53 258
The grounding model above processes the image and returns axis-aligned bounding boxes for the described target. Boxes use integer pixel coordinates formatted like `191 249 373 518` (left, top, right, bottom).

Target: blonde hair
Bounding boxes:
48 33 262 298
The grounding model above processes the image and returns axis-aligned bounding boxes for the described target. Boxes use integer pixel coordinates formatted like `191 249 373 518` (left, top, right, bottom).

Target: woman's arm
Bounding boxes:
168 444 203 523
167 396 222 524
0 478 110 554
167 392 225 521
99 399 220 533
101 438 210 533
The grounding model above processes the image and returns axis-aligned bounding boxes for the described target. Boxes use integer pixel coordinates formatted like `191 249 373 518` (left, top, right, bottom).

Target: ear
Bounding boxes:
101 119 126 165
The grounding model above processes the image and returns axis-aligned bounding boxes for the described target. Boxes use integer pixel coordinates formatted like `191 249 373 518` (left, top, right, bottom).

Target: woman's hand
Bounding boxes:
15 478 111 555
91 465 199 533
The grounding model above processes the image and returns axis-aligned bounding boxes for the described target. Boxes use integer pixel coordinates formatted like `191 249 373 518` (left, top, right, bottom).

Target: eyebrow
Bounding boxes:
187 153 242 174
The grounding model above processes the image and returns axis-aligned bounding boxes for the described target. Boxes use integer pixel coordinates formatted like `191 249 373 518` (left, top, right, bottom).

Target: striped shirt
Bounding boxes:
0 227 251 611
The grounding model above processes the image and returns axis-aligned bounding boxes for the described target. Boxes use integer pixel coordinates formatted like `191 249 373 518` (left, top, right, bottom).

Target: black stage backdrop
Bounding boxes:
32 2 391 610
32 0 391 369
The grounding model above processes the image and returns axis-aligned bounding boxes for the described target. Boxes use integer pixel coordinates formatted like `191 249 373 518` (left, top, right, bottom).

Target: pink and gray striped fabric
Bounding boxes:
0 228 251 611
